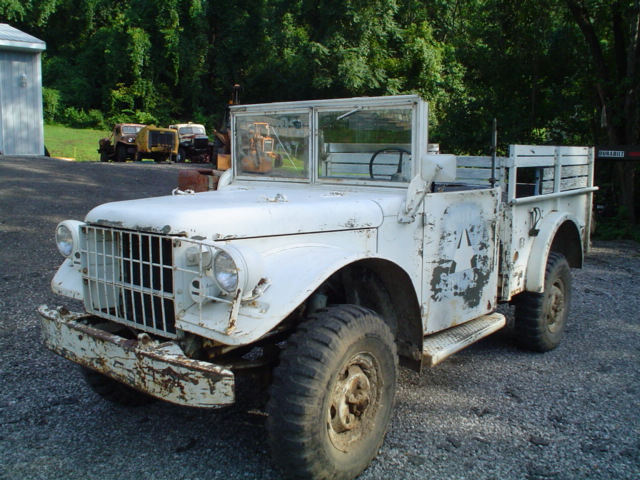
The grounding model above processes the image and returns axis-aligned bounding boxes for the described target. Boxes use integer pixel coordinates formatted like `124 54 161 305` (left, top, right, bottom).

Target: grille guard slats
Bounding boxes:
82 226 177 338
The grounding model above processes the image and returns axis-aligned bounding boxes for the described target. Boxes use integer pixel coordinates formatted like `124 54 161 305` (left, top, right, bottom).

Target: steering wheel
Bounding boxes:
369 147 411 180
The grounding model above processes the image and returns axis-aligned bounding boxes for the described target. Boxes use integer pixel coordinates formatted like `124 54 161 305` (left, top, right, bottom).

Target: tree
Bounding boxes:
565 0 640 224
1 0 636 228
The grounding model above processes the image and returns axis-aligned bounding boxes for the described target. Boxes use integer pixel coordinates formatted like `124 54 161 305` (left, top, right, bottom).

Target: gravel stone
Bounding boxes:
1 156 639 480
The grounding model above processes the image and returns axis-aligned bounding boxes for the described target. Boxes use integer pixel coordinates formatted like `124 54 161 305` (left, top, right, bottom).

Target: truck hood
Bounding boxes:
85 185 390 239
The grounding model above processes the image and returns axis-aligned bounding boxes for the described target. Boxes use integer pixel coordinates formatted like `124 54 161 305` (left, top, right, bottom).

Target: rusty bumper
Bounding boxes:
37 305 235 408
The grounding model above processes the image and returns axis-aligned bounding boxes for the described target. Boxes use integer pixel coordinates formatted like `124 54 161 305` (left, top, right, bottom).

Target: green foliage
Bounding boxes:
0 0 28 21
60 107 106 129
3 0 638 233
42 87 61 123
108 109 158 126
594 210 640 242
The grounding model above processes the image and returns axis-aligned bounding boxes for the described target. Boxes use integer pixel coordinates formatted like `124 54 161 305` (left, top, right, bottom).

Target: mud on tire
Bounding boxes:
266 305 398 480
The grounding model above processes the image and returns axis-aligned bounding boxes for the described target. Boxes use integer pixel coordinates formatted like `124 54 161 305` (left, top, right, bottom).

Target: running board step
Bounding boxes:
422 312 506 367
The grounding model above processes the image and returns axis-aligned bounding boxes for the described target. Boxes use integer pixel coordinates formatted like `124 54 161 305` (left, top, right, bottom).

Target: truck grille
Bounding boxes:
148 131 175 148
193 136 209 149
81 226 177 338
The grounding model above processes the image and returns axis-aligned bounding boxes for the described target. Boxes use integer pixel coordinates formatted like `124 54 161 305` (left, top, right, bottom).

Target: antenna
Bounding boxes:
490 118 497 188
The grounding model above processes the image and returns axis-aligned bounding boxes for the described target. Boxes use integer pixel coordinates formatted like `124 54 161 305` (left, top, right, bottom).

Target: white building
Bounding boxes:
0 24 46 155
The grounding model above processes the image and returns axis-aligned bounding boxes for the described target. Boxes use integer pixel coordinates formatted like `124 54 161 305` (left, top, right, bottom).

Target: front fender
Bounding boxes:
524 211 582 293
179 242 373 345
260 242 362 312
51 258 83 300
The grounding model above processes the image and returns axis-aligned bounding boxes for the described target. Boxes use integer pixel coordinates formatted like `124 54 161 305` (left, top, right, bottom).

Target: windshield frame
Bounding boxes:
230 95 427 187
314 104 416 187
232 108 312 183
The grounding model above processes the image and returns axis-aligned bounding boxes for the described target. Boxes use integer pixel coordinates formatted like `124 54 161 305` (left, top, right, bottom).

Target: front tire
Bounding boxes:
177 147 186 163
267 305 398 480
116 145 127 162
512 252 572 352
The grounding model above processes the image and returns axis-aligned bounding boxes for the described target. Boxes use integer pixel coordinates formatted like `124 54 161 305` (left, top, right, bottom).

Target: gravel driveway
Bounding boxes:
1 156 639 480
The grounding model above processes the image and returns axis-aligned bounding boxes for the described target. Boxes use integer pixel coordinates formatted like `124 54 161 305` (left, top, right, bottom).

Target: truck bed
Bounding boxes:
445 145 596 301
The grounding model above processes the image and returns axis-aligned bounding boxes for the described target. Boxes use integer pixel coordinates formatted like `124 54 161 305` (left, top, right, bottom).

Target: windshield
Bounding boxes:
122 125 143 135
178 126 206 135
234 112 310 180
231 98 418 185
318 107 412 183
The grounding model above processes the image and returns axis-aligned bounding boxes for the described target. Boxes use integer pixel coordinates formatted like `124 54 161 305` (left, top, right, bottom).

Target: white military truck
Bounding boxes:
39 95 596 480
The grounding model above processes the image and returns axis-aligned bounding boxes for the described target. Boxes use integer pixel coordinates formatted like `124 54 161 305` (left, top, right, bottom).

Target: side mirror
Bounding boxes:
421 154 456 183
398 153 458 224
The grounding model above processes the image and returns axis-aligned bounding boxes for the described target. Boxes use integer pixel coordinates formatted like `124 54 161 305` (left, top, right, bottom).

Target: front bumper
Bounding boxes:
38 305 235 408
148 147 174 152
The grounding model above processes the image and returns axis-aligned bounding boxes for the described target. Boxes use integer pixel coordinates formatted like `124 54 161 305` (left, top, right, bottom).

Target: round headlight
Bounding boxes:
213 250 239 293
56 224 75 257
211 245 264 297
55 220 84 259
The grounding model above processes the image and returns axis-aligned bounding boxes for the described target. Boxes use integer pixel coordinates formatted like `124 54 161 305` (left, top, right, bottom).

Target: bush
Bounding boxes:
594 206 640 242
60 107 106 129
42 87 61 123
107 109 158 126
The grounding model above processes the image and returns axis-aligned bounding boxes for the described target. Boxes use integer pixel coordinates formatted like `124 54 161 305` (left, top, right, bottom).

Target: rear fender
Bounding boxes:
524 211 583 293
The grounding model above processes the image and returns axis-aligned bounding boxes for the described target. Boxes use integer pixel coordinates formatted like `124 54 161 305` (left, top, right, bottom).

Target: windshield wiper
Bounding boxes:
336 106 362 121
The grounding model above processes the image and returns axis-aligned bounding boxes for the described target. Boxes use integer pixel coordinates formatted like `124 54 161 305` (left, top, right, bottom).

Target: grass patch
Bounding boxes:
45 124 110 162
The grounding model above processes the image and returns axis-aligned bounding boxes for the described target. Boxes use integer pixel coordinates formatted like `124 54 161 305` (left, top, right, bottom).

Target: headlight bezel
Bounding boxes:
210 244 264 297
55 220 84 259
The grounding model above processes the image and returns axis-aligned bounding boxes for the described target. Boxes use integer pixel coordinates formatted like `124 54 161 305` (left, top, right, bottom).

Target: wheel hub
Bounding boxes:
327 353 380 451
332 365 371 433
546 280 565 332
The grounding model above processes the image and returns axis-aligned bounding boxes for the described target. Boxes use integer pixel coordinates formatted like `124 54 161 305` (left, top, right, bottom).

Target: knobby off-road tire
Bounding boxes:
79 366 156 407
266 305 398 480
513 252 572 352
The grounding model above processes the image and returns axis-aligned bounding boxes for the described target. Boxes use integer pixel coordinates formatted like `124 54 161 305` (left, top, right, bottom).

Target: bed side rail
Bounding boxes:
505 145 597 205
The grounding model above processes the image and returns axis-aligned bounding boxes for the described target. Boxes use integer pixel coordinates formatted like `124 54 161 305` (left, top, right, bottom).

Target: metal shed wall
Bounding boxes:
0 24 46 156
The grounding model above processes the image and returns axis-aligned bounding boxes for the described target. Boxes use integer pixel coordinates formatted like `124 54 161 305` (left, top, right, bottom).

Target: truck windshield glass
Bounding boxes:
179 126 205 135
235 113 310 180
318 107 413 183
122 125 143 135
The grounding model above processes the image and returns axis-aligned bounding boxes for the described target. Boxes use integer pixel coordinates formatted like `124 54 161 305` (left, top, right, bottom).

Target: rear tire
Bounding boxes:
512 252 572 352
79 367 156 407
267 305 398 480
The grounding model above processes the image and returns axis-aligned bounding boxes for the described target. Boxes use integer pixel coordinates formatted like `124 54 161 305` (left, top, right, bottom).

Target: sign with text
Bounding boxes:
595 146 640 161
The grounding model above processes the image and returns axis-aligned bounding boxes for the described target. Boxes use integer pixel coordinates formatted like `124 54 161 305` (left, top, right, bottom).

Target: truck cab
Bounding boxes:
169 122 211 163
98 123 145 162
